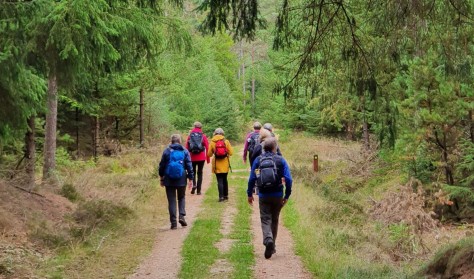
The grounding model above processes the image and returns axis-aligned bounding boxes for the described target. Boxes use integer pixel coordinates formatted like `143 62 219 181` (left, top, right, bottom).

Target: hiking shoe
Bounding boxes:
191 188 196 194
197 192 202 195
178 217 187 227
218 197 225 202
224 196 228 201
170 224 177 230
264 240 274 259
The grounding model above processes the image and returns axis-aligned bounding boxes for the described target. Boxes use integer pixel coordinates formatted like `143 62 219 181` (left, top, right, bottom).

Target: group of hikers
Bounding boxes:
158 121 292 259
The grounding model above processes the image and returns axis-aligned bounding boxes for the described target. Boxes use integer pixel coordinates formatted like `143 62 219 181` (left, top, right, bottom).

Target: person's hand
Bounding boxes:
248 196 254 205
281 177 286 184
206 157 211 164
160 178 165 187
187 179 193 188
281 199 288 206
243 158 247 165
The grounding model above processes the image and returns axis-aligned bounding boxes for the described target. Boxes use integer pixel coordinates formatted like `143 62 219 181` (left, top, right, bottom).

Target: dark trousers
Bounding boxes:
259 197 283 246
192 160 205 193
215 173 228 199
165 186 186 225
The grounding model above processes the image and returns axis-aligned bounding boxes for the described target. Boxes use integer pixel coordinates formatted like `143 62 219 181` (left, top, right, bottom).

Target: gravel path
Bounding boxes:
128 163 212 279
250 194 313 279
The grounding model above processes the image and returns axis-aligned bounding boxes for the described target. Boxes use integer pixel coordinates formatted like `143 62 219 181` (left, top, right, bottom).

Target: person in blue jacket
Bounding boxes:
247 137 292 259
159 134 194 230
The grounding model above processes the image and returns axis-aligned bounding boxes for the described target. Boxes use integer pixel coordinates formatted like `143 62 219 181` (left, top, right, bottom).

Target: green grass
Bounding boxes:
226 162 254 279
179 181 224 279
179 147 254 279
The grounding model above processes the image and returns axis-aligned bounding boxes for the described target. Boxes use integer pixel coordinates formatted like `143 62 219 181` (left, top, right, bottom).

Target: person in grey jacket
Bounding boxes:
159 134 194 229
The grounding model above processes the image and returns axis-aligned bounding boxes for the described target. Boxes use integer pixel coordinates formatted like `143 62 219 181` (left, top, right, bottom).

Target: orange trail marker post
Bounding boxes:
313 155 319 172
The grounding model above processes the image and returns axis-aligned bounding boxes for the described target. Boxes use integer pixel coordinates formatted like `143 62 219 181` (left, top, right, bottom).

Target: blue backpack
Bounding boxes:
166 149 185 179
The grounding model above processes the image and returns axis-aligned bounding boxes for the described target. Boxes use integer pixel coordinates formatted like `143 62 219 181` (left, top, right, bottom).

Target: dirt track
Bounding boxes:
128 161 312 279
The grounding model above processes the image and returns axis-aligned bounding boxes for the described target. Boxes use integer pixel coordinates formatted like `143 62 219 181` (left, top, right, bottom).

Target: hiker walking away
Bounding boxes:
249 123 282 166
158 134 194 230
243 121 262 166
186 121 210 195
207 128 234 202
247 137 292 259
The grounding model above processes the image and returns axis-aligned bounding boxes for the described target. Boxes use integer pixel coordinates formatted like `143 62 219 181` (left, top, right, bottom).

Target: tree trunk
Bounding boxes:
139 87 144 148
94 116 100 160
363 115 370 150
75 107 80 155
241 42 246 107
43 70 58 180
442 131 454 185
25 116 35 190
469 110 474 143
251 45 255 112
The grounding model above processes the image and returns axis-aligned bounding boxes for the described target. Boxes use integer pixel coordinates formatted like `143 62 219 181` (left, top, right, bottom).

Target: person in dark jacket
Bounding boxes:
186 121 210 195
247 137 292 259
243 121 262 166
249 123 282 166
159 134 194 230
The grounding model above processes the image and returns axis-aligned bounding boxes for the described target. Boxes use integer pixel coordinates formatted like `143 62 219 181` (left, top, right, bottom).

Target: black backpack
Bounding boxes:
256 154 280 189
247 132 260 155
188 132 205 154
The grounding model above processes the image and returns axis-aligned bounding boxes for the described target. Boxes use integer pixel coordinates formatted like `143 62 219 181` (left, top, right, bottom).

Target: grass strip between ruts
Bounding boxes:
179 148 254 279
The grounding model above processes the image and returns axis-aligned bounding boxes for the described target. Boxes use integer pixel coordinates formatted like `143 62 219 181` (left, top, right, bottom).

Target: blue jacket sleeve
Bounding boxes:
158 149 169 177
282 158 292 199
247 158 259 197
184 150 194 180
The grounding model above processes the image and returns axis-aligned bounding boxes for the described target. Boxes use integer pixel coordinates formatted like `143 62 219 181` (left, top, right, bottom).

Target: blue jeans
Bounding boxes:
165 186 186 226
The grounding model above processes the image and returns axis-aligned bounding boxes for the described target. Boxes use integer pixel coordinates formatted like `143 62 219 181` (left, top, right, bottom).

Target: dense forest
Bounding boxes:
1 0 474 278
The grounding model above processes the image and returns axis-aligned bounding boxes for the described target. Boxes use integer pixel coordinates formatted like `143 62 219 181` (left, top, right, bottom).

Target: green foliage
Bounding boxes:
71 200 133 238
457 140 474 187
60 183 81 202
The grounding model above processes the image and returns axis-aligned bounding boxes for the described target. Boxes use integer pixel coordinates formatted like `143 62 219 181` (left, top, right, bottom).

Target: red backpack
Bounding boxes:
214 139 228 158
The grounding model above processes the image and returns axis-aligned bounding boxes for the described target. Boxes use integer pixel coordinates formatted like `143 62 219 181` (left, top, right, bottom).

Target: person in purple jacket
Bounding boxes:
186 121 210 195
247 137 292 259
159 134 194 230
243 121 262 166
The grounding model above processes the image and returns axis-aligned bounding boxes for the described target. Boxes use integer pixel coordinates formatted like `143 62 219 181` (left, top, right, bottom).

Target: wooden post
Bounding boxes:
139 87 144 148
313 155 319 172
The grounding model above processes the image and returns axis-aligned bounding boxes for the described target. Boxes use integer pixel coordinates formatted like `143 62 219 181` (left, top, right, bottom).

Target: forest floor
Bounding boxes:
128 152 312 279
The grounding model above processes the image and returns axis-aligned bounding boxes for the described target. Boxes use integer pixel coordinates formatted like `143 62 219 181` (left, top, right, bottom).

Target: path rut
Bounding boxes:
128 163 212 279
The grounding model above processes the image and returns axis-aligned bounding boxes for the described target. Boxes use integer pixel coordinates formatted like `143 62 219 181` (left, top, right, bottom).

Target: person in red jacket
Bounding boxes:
186 121 210 195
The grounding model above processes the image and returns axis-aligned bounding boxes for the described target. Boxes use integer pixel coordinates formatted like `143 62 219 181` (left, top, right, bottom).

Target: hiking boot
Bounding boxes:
224 196 228 201
178 217 187 227
197 192 202 195
191 187 196 194
218 197 225 202
170 224 177 230
264 240 274 259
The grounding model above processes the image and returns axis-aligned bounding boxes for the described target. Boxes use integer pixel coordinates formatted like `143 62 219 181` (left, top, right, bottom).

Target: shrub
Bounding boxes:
60 183 81 202
71 200 134 238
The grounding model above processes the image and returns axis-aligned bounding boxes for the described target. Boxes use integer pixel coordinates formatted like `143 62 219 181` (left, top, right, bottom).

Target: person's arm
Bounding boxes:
204 135 211 163
242 133 250 163
207 141 214 158
226 140 234 156
282 158 292 201
247 158 259 205
158 148 168 185
184 150 194 187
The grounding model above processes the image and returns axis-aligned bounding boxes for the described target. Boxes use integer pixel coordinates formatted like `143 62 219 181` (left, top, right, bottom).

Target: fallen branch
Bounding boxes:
13 185 45 198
